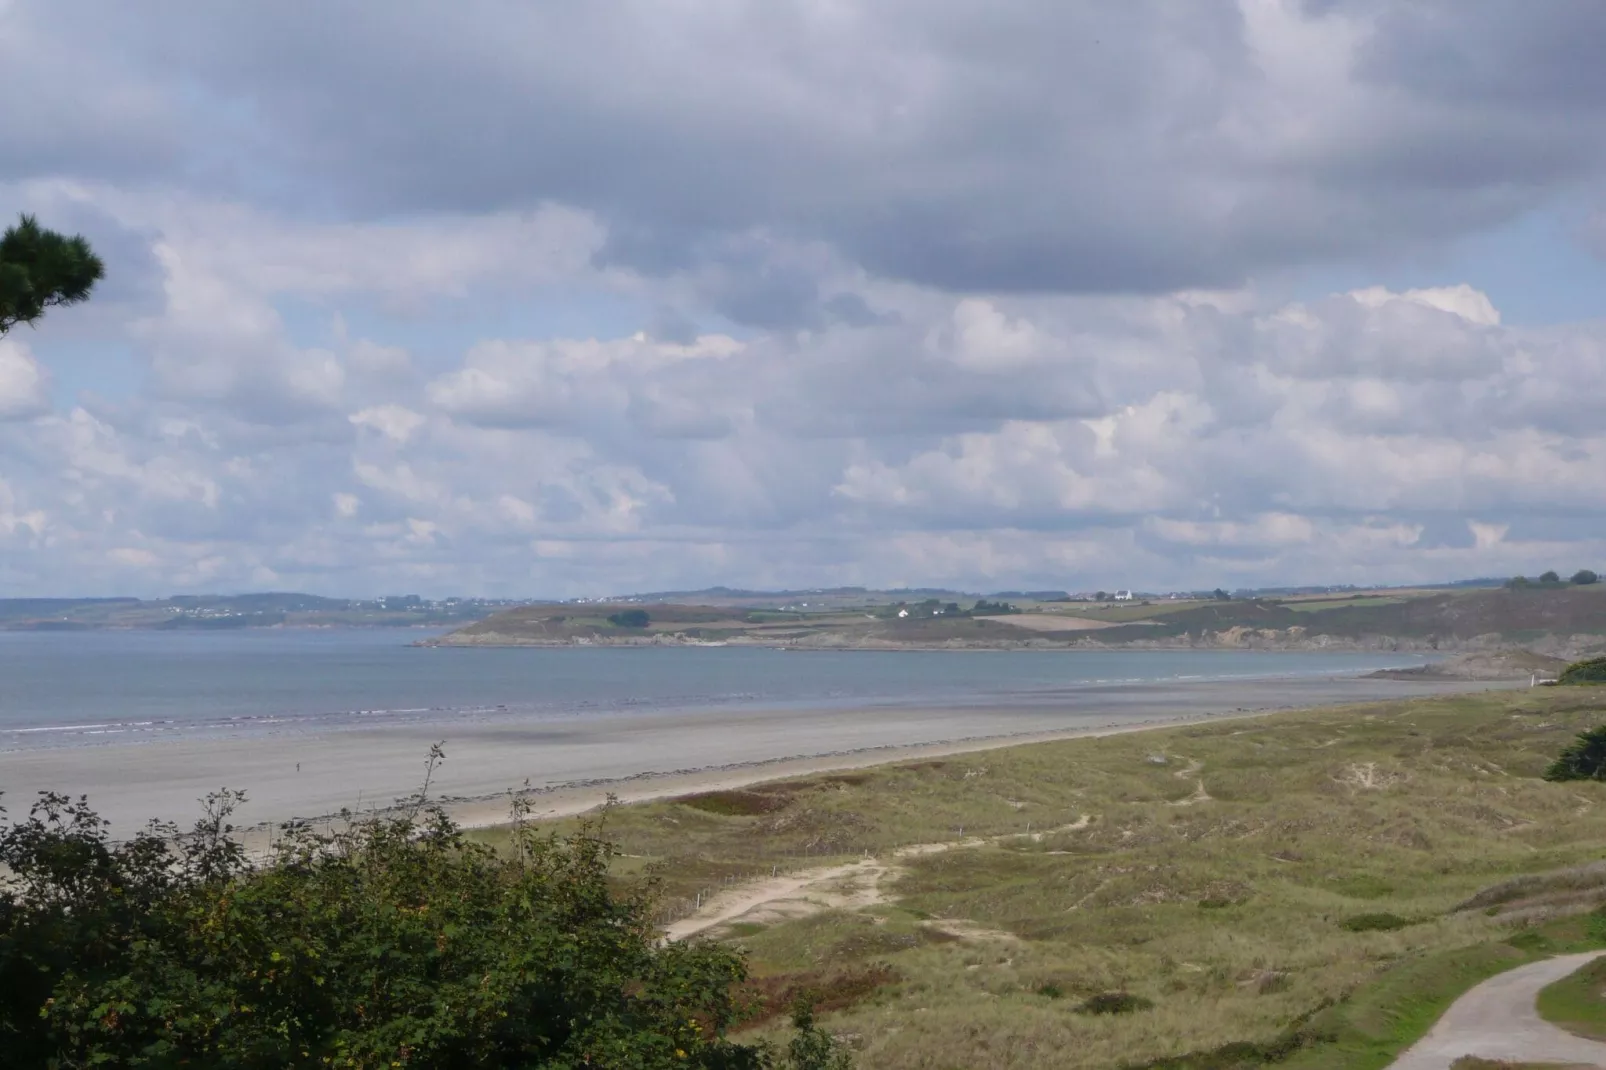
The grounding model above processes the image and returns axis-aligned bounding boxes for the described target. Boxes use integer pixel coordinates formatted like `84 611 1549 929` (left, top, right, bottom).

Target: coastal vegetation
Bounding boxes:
10 684 1606 1067
608 608 652 629
1543 725 1606 782
1559 657 1606 686
1536 954 1606 1040
0 781 848 1069
485 687 1606 1068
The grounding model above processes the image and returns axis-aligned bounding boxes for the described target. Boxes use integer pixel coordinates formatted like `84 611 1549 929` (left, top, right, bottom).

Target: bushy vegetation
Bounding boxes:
1078 992 1153 1016
1337 912 1413 932
1557 656 1606 686
1544 724 1606 781
969 599 1019 616
608 608 652 628
0 776 850 1069
1507 569 1600 589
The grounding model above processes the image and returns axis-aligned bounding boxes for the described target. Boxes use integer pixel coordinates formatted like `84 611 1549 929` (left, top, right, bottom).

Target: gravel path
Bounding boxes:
1389 951 1606 1069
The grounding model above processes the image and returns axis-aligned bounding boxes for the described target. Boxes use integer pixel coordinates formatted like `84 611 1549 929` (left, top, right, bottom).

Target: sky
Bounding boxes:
3 0 1606 599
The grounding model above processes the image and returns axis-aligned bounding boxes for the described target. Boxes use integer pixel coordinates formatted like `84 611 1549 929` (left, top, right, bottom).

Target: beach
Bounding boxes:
0 673 1508 835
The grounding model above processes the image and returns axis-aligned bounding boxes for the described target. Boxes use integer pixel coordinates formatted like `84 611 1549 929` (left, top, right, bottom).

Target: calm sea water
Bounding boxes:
0 629 1428 750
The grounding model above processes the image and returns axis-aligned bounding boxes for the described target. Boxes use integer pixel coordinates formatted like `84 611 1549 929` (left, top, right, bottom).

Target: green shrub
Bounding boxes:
1558 658 1606 686
1079 991 1155 1015
0 786 780 1069
1340 912 1413 932
782 1000 855 1070
1544 725 1606 780
607 608 651 628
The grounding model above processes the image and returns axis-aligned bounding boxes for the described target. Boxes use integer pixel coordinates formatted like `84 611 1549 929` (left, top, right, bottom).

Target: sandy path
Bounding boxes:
1388 952 1606 1069
665 816 1091 941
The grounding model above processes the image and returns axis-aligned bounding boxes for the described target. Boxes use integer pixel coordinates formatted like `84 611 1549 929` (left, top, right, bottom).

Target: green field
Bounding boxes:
1537 954 1606 1041
1046 599 1208 622
447 585 1606 649
482 688 1606 1068
1282 597 1407 613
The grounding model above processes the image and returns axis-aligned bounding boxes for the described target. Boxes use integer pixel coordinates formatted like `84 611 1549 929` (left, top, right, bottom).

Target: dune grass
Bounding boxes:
477 687 1606 1068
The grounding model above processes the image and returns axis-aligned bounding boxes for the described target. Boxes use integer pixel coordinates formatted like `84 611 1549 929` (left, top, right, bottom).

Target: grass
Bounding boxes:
1282 597 1405 613
1283 912 1606 1069
1537 953 1606 1041
1338 913 1416 933
485 688 1606 1068
1451 1053 1586 1060
1049 601 1204 622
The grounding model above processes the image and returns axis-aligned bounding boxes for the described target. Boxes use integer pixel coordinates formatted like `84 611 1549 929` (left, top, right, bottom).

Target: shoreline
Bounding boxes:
0 673 1517 838
445 680 1525 829
421 634 1458 652
435 708 1326 828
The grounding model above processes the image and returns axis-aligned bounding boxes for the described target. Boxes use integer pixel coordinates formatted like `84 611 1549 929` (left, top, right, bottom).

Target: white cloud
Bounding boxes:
0 339 50 419
1351 284 1502 326
350 405 426 444
6 2 1606 595
1 269 1604 595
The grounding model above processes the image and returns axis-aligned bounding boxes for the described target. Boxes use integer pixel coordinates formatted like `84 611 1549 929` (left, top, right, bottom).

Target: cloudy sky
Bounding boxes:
3 0 1606 598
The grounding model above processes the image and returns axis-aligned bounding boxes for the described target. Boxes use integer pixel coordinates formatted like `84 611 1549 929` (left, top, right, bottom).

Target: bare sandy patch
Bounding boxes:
666 816 1094 941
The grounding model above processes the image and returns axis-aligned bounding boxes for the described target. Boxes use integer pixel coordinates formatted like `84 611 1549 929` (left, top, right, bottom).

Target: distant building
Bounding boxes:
897 608 909 618
1114 590 1134 601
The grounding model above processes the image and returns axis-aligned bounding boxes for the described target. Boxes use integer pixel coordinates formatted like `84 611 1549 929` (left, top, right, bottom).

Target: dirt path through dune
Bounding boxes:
664 816 1093 941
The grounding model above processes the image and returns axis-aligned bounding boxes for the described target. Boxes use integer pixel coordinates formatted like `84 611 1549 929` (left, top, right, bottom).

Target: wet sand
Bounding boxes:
0 675 1513 834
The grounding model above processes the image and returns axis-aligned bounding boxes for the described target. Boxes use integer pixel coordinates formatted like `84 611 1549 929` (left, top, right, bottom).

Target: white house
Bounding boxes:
1114 590 1134 601
897 608 909 618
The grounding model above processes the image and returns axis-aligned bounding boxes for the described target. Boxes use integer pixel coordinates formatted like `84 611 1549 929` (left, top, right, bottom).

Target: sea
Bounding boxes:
0 629 1430 751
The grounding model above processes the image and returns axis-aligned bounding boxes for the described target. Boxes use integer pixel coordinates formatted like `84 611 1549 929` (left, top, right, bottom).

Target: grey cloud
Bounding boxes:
18 2 1606 301
0 6 179 184
1354 1 1606 115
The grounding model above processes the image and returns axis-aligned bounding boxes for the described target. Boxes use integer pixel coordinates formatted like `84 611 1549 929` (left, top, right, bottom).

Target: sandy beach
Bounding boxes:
0 673 1511 836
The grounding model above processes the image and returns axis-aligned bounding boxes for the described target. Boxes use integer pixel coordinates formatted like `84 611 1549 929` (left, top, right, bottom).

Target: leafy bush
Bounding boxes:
1574 570 1600 586
0 779 849 1069
1545 724 1606 780
1557 658 1606 686
782 1000 854 1070
608 608 651 628
1079 991 1154 1015
1339 912 1412 932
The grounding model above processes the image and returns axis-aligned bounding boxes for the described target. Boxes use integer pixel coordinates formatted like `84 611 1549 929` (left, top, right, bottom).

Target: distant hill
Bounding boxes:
0 593 511 630
1098 587 1606 647
439 586 1606 655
